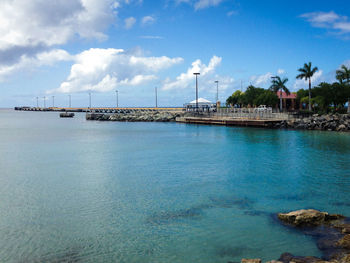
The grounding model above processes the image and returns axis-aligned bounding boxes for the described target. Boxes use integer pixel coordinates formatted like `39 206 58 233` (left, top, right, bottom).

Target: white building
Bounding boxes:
184 98 216 112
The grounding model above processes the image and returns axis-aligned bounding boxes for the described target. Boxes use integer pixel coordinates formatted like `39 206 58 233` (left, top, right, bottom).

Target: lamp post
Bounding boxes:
36 96 39 108
68 95 71 108
215 80 219 102
52 96 55 107
155 87 158 108
115 90 118 108
193 72 200 111
43 96 46 108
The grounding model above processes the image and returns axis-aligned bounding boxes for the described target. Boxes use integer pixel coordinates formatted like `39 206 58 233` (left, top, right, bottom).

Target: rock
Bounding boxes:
278 209 329 226
241 259 261 263
339 254 350 263
336 124 347 131
266 261 283 263
337 235 350 249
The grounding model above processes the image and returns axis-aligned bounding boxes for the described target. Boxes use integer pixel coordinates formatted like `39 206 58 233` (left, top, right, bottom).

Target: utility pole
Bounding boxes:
193 73 200 112
43 96 46 108
116 90 118 108
52 96 55 107
241 80 243 91
215 80 219 102
155 87 158 108
69 95 71 108
36 96 39 107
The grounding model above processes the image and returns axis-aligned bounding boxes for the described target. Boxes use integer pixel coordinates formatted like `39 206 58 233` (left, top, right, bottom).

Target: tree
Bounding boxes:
269 76 290 111
296 62 318 111
254 90 279 107
242 85 265 107
336 65 350 84
226 90 244 107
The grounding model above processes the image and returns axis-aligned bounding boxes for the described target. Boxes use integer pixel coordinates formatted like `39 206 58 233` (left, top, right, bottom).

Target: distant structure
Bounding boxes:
184 98 216 112
276 92 297 111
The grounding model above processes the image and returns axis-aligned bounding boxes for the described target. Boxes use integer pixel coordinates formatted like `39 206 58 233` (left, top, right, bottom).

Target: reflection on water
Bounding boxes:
0 110 350 263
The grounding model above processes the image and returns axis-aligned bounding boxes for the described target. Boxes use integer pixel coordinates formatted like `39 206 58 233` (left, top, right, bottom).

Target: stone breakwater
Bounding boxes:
274 114 350 132
240 209 350 263
86 110 186 122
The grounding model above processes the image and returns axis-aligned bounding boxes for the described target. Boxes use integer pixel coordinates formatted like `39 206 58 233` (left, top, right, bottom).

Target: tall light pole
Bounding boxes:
36 96 39 107
52 96 55 107
193 72 200 111
43 96 46 108
215 80 219 102
115 90 118 108
89 92 91 108
155 87 158 108
68 95 71 108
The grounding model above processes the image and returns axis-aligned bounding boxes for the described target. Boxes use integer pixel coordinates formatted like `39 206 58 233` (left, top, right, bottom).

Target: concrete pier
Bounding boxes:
176 116 283 127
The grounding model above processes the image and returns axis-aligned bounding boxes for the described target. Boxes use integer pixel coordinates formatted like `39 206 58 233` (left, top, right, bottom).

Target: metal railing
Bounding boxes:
186 108 291 120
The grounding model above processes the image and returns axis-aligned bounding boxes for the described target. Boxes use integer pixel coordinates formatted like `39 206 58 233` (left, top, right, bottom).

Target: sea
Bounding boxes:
0 109 350 263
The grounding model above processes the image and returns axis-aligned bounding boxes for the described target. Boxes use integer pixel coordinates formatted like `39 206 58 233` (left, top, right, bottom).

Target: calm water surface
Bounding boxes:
0 109 350 263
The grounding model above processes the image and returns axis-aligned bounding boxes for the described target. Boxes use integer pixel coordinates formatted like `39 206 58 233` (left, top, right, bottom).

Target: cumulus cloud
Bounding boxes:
124 17 137 29
293 70 324 91
0 49 72 80
162 56 233 91
0 0 141 74
300 11 350 35
48 48 183 93
141 16 156 26
249 69 287 87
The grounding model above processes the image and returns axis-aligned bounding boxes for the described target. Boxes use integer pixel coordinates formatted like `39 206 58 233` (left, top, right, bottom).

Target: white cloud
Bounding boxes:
250 72 273 86
300 11 350 35
194 0 223 10
141 16 156 26
277 69 285 74
0 49 72 80
293 70 324 91
48 48 183 93
139 35 164 39
227 10 238 17
162 56 232 91
124 17 136 29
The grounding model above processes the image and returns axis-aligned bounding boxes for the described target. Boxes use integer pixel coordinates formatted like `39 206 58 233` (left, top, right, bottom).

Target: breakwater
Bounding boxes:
275 113 350 132
86 110 186 122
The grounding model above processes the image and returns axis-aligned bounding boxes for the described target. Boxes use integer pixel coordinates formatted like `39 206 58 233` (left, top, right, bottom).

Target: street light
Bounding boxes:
215 80 219 102
193 72 200 111
36 96 39 107
43 96 46 108
88 92 91 108
115 90 118 108
68 95 71 108
155 87 158 108
52 96 55 107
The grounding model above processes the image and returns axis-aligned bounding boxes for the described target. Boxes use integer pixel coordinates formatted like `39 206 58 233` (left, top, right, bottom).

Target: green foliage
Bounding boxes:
336 65 350 84
226 90 244 106
254 90 279 107
242 85 265 106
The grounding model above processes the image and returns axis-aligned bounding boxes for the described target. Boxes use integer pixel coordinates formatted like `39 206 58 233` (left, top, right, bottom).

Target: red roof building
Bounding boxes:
276 92 297 110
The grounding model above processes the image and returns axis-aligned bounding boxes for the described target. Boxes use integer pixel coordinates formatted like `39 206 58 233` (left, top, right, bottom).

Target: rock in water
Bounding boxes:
278 209 328 226
241 259 261 263
337 235 350 249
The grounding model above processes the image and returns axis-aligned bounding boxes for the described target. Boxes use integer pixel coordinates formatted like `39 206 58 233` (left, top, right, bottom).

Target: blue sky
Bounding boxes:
1 0 350 108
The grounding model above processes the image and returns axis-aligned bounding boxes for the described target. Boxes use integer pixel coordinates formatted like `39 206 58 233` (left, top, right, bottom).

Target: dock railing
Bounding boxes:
187 108 291 120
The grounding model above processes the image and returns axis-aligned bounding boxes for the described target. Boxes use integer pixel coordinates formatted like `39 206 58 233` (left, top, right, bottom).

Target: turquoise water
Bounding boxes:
0 109 350 263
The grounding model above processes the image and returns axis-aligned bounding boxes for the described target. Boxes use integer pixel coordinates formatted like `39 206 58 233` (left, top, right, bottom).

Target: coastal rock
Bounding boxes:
278 209 329 226
241 259 261 263
337 235 350 249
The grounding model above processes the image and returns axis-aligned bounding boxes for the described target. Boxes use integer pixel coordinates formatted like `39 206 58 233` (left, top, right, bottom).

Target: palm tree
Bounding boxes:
269 76 290 112
336 65 350 84
296 62 318 111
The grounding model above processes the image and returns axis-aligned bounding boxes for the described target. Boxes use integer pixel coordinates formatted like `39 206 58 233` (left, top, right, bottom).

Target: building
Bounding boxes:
276 92 297 110
184 98 216 112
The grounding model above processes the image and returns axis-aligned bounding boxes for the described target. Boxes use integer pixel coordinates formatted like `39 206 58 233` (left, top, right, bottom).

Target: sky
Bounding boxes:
1 0 350 108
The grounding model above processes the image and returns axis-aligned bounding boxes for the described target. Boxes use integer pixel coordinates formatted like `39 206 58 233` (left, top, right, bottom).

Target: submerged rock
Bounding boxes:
241 259 261 263
277 209 344 227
